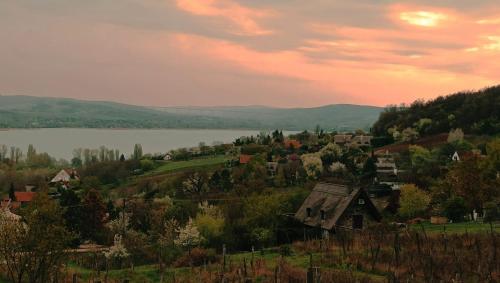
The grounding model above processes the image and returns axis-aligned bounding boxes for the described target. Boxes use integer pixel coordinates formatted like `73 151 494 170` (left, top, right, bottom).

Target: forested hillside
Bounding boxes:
0 95 382 130
372 86 500 137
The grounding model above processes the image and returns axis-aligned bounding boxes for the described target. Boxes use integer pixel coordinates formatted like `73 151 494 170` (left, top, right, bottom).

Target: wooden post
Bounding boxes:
72 273 77 283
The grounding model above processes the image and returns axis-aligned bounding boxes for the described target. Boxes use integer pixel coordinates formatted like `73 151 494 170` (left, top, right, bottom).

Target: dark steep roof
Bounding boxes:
295 183 381 230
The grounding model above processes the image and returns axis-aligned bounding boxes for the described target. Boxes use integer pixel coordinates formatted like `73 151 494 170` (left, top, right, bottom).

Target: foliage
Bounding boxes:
372 86 500 137
194 202 225 246
301 153 323 179
398 184 430 219
173 247 218 267
175 218 203 250
442 196 467 222
447 128 464 143
79 189 107 242
484 201 500 222
0 193 72 283
104 234 130 260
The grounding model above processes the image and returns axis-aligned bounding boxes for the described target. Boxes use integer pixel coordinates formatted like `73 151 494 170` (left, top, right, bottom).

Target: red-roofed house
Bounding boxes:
284 139 302 149
2 192 36 210
239 154 253 164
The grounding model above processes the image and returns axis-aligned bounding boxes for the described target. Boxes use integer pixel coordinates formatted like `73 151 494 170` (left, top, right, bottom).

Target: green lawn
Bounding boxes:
410 221 500 234
68 263 191 282
149 155 228 175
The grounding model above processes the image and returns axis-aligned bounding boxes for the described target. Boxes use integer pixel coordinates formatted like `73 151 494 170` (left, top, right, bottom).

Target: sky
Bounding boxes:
0 0 499 107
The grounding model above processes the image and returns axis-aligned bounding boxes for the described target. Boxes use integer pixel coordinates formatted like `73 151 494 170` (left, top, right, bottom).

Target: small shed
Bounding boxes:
295 183 381 232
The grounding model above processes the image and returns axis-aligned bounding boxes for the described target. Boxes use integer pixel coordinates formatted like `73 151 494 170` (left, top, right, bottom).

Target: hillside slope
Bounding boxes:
372 86 500 137
0 95 382 131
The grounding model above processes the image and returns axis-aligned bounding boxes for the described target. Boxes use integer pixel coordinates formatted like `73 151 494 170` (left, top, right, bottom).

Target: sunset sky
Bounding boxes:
1 0 499 107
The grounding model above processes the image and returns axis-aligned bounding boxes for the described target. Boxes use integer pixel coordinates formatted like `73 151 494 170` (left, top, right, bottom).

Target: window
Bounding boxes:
320 210 326 220
306 208 312 217
358 198 365 205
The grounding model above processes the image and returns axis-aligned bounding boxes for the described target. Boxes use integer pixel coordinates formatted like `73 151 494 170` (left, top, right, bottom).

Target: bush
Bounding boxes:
140 159 155 171
173 247 219 267
443 196 467 222
484 201 500 222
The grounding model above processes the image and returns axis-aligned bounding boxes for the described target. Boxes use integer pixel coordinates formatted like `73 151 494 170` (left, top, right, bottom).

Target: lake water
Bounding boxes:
0 128 285 160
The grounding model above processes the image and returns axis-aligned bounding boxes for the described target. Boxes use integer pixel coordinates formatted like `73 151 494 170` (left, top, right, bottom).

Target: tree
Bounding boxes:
80 189 107 242
182 171 209 201
194 202 224 246
398 184 430 219
133 144 143 160
484 201 500 223
447 128 464 143
9 182 16 201
444 155 494 215
401 127 419 142
443 196 467 222
0 192 72 283
319 143 342 166
59 190 82 242
301 153 323 179
26 144 36 164
175 218 203 252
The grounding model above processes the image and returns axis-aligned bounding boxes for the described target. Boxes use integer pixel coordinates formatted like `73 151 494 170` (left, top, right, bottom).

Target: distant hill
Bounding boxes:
0 95 382 131
372 86 500 137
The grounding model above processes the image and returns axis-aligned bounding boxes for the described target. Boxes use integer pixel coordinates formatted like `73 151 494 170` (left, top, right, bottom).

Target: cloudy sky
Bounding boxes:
1 0 499 107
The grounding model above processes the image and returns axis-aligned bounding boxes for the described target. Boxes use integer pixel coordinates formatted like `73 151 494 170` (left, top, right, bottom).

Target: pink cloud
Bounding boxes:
176 0 273 36
171 32 496 106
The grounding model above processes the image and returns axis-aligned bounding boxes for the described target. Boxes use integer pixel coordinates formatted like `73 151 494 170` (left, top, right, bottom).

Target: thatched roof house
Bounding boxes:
295 183 381 231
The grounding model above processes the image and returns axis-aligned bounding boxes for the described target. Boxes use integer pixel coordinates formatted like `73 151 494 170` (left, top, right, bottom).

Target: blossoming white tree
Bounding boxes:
104 234 130 267
301 153 323 179
175 218 203 252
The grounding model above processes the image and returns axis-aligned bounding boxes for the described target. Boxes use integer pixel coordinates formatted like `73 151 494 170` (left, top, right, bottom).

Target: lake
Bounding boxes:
0 128 289 160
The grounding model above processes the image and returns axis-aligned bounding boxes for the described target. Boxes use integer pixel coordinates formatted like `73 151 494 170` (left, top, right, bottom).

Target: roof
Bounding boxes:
334 135 352 143
351 135 373 144
295 183 381 230
284 139 302 149
51 169 79 183
14 192 36 203
239 154 253 164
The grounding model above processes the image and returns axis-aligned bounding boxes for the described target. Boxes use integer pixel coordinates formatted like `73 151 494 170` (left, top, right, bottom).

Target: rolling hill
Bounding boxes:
372 85 500 137
0 95 383 131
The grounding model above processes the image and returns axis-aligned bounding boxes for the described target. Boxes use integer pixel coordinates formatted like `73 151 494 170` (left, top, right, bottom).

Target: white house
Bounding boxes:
51 169 79 183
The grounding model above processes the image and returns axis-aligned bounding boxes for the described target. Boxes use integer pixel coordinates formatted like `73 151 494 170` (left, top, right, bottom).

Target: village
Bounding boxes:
1 124 499 282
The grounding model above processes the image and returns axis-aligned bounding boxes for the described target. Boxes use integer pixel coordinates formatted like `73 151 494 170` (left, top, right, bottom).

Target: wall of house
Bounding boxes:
336 199 379 230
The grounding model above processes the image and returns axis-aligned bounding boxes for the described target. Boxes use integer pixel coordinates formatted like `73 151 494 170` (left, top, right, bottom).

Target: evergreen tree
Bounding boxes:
8 183 16 201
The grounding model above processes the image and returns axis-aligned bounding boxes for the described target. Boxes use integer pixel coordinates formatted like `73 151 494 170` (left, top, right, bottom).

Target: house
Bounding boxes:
51 168 80 183
375 154 400 190
163 153 172 161
284 139 302 150
239 154 253 164
349 135 373 147
295 183 381 233
1 191 37 210
334 134 352 145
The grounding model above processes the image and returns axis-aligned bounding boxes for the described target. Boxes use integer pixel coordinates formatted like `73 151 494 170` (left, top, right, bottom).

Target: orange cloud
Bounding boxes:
176 0 273 36
170 33 495 106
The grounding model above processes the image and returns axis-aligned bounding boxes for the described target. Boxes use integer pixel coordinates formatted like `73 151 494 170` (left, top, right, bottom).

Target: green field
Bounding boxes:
410 221 500 234
149 155 228 175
